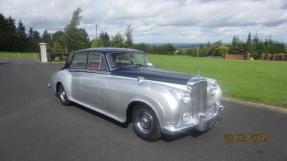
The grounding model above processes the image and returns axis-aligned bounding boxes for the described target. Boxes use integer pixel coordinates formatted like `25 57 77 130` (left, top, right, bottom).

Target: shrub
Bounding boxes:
54 56 60 62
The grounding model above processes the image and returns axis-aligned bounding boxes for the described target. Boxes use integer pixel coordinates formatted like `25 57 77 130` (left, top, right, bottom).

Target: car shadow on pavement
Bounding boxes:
72 103 129 128
0 62 11 66
71 102 208 142
162 129 209 142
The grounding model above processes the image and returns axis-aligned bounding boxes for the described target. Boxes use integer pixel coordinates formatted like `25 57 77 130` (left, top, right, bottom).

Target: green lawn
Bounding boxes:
0 52 39 61
149 54 287 108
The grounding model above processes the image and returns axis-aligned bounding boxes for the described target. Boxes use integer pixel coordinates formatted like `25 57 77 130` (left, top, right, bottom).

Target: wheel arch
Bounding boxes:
51 70 72 98
56 81 62 93
126 100 164 127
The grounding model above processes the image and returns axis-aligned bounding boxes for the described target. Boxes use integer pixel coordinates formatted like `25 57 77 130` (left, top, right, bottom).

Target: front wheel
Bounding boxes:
132 105 162 141
57 84 72 106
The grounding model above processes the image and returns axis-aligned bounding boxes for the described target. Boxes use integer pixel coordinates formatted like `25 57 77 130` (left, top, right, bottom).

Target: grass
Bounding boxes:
0 52 39 61
149 54 287 108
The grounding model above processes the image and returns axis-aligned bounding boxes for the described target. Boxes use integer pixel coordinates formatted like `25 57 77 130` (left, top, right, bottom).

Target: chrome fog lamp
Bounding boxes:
215 102 224 109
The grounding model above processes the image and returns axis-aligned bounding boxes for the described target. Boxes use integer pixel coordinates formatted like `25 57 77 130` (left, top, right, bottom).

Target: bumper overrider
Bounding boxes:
162 104 224 135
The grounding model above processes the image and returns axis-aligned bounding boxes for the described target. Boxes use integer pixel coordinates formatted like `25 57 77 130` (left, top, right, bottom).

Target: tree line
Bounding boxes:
0 14 42 52
91 29 176 55
184 33 286 58
230 33 286 58
0 9 90 54
0 9 176 57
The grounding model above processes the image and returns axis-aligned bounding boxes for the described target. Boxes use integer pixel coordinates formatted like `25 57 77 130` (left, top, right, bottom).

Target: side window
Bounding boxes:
87 52 108 71
70 52 87 68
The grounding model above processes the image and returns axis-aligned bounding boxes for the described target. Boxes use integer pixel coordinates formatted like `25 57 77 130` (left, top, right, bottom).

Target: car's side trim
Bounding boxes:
67 69 111 75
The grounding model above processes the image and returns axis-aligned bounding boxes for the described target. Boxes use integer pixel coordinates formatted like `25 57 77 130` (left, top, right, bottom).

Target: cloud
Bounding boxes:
0 0 286 43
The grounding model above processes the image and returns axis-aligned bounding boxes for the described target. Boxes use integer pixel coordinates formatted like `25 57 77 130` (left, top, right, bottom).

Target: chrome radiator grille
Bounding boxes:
191 81 208 115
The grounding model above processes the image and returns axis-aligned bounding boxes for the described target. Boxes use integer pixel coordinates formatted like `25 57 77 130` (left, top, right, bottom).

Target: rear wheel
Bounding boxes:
57 84 72 106
132 105 162 141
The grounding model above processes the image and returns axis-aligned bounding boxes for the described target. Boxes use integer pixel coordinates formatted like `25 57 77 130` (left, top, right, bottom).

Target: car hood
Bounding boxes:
111 66 192 85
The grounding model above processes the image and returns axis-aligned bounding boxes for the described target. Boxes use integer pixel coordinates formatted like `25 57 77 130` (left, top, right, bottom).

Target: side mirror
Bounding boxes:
147 62 153 67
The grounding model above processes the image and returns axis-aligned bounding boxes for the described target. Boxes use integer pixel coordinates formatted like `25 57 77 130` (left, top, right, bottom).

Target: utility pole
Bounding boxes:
96 24 98 39
196 46 199 57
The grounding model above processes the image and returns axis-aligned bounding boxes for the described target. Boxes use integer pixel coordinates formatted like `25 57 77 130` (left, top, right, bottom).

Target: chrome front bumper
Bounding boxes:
162 105 224 135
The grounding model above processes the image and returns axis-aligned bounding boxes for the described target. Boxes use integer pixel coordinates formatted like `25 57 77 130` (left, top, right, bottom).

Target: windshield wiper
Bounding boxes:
113 64 146 69
132 64 147 68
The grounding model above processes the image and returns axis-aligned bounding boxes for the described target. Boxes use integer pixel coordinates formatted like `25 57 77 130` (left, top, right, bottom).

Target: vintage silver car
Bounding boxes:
48 48 224 141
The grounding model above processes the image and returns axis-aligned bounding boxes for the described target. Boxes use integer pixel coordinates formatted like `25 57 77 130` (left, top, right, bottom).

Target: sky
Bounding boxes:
0 0 287 43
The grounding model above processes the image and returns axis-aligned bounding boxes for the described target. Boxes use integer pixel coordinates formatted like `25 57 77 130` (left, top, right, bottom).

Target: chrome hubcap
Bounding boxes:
59 89 66 102
136 111 153 134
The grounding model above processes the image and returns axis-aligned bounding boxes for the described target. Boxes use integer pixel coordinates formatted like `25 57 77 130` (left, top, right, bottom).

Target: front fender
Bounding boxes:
49 70 73 98
136 80 188 127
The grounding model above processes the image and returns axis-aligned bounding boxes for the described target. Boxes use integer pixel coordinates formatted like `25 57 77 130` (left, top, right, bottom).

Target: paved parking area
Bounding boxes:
0 60 286 161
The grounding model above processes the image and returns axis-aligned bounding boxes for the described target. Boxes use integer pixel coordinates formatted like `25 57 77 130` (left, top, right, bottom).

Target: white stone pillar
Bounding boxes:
39 43 48 62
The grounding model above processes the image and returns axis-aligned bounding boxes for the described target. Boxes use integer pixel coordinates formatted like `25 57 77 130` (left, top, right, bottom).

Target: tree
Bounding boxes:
257 41 267 55
0 14 9 50
230 35 244 54
42 30 52 44
246 32 253 54
252 33 260 57
162 43 176 54
51 31 65 52
67 8 82 29
133 43 149 52
16 20 27 51
6 16 17 51
26 27 41 52
28 27 34 39
75 28 90 48
27 27 35 51
91 39 101 48
63 8 90 53
125 24 133 48
91 31 110 47
147 43 176 55
209 41 229 56
100 32 110 47
217 45 229 56
111 32 124 47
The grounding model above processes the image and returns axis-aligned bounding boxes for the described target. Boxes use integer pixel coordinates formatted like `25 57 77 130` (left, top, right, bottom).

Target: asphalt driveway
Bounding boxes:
0 60 286 161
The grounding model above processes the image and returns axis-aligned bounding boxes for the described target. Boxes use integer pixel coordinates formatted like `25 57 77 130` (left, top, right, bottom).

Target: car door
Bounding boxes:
68 52 88 102
81 52 110 111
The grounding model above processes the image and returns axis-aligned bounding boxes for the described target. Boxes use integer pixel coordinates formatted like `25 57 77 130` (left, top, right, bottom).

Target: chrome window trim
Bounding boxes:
105 53 112 71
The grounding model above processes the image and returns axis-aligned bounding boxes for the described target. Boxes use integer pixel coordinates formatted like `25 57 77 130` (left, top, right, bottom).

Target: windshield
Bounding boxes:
108 52 147 69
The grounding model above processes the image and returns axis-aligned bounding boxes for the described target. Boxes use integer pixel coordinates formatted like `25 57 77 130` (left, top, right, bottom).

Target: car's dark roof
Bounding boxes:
73 47 146 54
